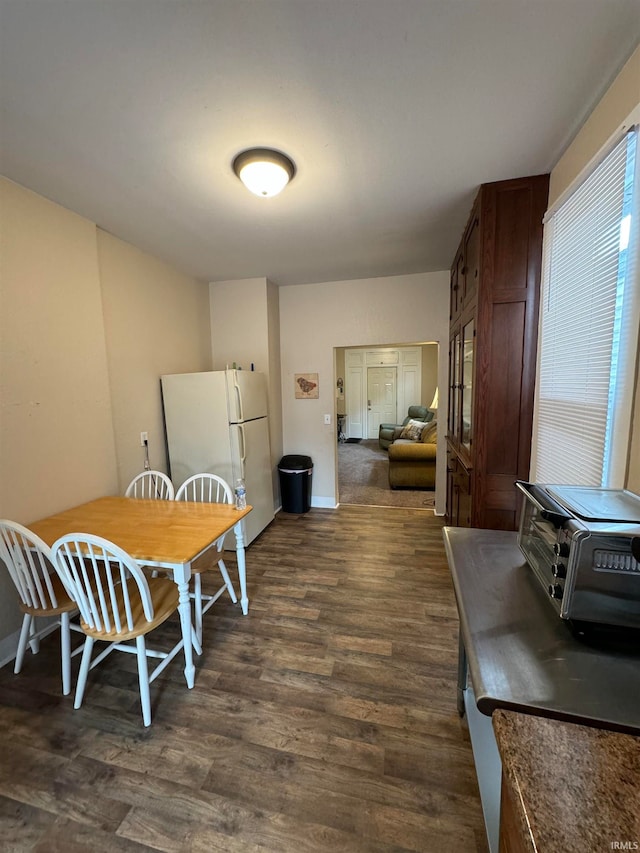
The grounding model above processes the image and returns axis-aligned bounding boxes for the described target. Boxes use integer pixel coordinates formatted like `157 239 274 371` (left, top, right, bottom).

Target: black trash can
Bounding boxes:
278 454 313 513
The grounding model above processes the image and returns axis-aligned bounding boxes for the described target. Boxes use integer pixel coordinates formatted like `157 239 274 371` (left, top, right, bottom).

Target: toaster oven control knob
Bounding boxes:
553 542 570 559
548 583 563 600
551 562 566 579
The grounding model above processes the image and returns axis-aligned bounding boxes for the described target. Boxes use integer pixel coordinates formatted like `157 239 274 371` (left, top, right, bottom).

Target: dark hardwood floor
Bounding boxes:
0 506 488 852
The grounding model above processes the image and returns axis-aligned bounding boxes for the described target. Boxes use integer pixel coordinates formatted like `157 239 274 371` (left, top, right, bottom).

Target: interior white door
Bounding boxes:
346 365 364 438
367 367 397 438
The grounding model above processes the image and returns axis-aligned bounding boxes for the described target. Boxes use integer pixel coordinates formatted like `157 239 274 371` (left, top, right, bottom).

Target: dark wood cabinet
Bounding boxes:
446 446 472 528
446 174 549 531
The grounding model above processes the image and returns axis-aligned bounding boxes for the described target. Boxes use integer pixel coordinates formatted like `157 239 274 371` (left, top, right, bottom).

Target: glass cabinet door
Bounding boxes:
461 318 474 452
449 331 461 439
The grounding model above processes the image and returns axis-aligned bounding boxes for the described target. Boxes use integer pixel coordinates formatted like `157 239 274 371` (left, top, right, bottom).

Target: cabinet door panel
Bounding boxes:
462 213 480 307
484 301 526 474
448 331 460 439
446 450 456 525
461 318 475 453
451 248 464 319
457 465 472 528
490 185 534 296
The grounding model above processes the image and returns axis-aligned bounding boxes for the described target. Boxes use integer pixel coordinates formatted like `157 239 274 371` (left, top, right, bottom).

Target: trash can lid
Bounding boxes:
279 454 313 470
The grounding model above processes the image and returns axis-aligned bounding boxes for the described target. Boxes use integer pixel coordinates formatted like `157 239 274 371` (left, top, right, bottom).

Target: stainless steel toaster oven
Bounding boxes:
516 482 640 629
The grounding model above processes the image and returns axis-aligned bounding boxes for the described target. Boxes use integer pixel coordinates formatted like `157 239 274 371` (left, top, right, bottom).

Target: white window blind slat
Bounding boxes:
532 128 639 487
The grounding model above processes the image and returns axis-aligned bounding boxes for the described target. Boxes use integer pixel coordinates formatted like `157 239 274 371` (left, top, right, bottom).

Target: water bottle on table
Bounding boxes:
235 478 247 510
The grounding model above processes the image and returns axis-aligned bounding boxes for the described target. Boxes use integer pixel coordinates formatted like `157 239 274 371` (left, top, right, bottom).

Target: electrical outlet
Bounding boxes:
324 414 331 425
140 431 148 446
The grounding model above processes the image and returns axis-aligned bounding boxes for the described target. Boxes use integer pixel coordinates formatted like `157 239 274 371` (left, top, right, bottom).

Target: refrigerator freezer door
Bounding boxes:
161 372 233 489
228 417 274 547
226 369 269 423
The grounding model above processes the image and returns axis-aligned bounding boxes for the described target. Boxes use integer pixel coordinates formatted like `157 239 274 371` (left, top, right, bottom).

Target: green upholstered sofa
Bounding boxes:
378 406 432 450
388 419 437 489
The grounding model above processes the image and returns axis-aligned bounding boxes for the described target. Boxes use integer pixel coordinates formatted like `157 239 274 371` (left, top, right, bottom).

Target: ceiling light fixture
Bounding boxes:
232 148 295 198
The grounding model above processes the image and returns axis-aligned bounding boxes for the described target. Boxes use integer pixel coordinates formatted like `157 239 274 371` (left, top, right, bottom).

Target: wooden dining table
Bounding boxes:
29 496 253 689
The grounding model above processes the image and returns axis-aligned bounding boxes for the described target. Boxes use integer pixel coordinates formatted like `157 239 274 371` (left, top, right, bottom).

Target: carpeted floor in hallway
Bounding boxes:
338 439 436 510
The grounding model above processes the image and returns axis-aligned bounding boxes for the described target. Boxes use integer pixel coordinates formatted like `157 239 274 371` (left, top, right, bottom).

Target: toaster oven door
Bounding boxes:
516 482 571 616
567 533 640 629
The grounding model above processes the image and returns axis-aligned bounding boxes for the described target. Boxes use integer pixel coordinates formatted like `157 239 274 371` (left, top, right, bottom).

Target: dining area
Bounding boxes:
0 471 253 727
0 499 493 852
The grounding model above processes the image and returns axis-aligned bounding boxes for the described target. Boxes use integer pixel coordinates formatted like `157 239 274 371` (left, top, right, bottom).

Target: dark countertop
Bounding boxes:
443 527 640 734
493 709 640 853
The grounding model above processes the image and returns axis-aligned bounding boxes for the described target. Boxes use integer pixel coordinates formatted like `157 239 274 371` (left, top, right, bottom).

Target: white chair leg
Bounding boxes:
74 638 94 710
218 557 237 603
194 573 203 646
136 635 151 727
14 614 32 674
60 612 71 696
28 619 40 655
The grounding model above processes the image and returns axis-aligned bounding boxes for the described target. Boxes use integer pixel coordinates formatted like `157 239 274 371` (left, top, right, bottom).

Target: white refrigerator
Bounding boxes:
160 369 275 548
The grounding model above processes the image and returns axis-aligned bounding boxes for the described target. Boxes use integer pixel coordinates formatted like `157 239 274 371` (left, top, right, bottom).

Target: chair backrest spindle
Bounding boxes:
175 473 233 506
125 471 174 501
0 521 61 611
53 534 154 634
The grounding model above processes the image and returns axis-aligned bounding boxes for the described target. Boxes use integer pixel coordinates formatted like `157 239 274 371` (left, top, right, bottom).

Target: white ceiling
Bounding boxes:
1 1 639 287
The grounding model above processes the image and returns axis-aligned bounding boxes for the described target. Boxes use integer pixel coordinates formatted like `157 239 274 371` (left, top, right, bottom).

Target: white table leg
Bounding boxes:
234 520 249 615
173 565 195 688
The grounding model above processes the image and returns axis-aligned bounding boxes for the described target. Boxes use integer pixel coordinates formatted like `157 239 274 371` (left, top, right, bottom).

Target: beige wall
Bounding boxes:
549 46 640 206
0 179 212 657
0 179 119 520
209 278 283 504
97 231 211 491
549 45 640 492
0 178 118 645
279 272 450 513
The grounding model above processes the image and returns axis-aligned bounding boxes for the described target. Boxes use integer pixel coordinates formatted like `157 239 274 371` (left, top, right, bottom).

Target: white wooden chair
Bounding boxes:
0 519 82 695
125 470 174 500
51 533 183 726
174 474 237 644
125 470 175 579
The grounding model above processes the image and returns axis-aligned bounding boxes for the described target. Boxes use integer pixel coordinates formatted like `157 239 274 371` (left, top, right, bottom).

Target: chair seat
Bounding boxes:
80 578 178 642
188 547 224 575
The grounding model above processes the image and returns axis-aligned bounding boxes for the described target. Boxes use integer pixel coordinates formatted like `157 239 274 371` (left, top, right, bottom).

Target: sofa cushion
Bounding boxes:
420 420 437 443
388 441 437 461
399 419 427 441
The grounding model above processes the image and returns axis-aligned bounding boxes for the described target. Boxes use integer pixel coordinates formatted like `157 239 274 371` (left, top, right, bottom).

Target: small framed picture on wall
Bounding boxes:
295 373 319 399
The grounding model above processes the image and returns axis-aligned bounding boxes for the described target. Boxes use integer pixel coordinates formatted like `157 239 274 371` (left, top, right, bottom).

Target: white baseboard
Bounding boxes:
311 496 338 509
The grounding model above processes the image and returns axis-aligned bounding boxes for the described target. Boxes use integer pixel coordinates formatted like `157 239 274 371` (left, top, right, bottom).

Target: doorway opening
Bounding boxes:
335 342 439 510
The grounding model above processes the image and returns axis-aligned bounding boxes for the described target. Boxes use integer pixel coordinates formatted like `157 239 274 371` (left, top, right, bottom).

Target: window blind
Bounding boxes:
532 128 639 487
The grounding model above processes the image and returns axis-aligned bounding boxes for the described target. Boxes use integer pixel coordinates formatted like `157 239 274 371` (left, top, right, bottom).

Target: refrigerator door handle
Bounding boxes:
238 423 247 478
234 376 244 422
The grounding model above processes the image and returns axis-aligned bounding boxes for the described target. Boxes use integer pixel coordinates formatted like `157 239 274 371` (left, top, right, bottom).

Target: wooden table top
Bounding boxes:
29 496 253 565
